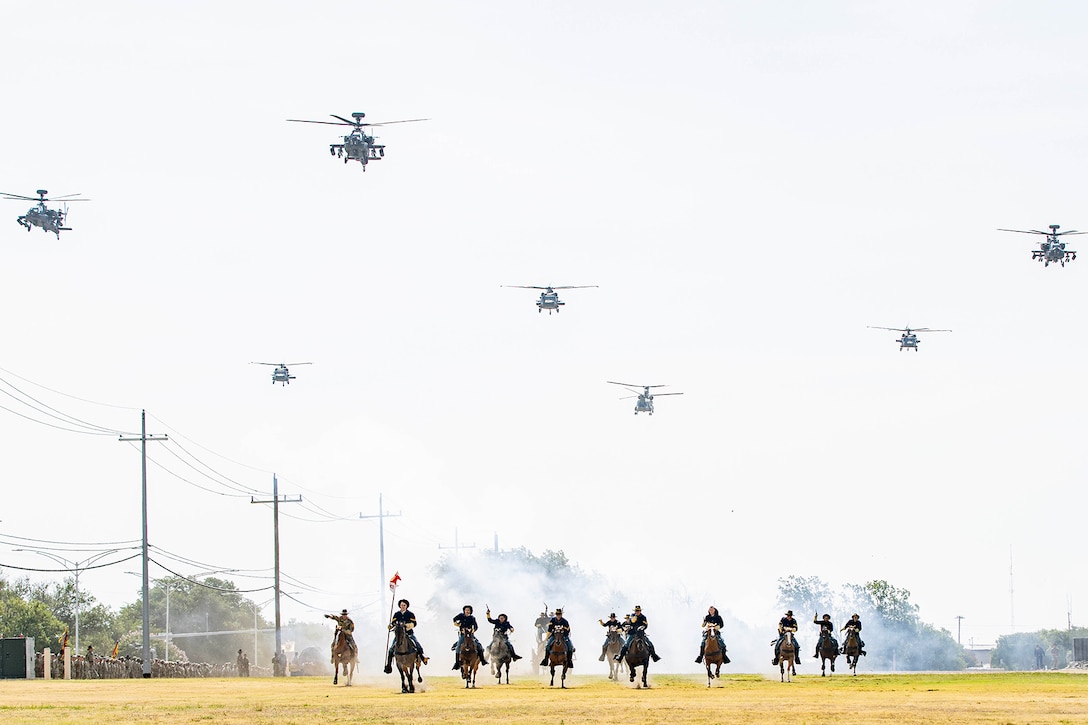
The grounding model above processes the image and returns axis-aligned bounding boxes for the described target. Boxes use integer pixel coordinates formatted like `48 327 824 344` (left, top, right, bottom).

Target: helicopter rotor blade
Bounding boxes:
363 118 431 127
250 362 278 366
867 326 907 332
287 118 353 126
1055 230 1087 235
502 285 547 290
997 228 1048 235
329 114 359 125
0 192 44 201
910 329 951 333
550 285 599 290
283 362 313 366
653 392 684 396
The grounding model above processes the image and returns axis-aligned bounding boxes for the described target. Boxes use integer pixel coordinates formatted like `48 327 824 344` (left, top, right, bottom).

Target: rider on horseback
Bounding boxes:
840 613 867 655
615 606 662 662
539 607 575 668
534 611 551 644
598 612 623 661
812 612 838 658
451 605 489 670
384 598 428 673
486 609 522 661
773 609 801 666
695 605 727 663
324 609 358 658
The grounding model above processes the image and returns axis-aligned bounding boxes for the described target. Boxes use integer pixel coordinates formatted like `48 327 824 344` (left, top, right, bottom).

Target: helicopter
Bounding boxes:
998 224 1084 267
502 285 598 314
867 326 950 352
1 189 88 239
286 112 428 170
606 381 683 415
250 361 312 385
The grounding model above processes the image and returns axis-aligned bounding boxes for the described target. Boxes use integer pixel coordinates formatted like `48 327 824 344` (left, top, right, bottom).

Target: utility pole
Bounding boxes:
955 615 964 645
251 473 300 673
438 528 475 556
118 409 167 678
359 493 401 611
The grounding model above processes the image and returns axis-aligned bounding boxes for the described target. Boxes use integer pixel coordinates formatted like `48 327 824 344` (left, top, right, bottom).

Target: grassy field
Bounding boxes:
1 671 1086 725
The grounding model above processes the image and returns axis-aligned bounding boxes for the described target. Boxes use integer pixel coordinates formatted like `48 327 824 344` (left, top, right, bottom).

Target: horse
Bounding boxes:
390 621 423 693
603 627 624 681
489 629 513 684
546 625 570 688
777 629 797 682
842 628 861 675
817 631 839 676
623 626 651 689
331 629 357 686
702 624 730 687
457 627 480 688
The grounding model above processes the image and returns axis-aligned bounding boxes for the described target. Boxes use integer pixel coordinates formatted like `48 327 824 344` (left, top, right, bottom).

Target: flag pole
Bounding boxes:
384 572 400 654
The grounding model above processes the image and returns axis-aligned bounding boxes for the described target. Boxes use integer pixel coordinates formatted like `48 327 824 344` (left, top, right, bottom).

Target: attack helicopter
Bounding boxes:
998 224 1084 267
286 112 428 170
606 381 683 415
502 285 598 314
867 326 950 352
251 361 312 385
1 189 88 239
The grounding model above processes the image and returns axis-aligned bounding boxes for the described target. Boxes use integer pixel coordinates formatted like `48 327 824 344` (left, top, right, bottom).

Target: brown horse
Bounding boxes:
457 627 480 688
603 627 624 681
331 629 357 686
702 624 730 687
390 621 423 693
623 626 651 689
842 628 861 675
777 629 797 682
546 625 571 688
817 631 839 677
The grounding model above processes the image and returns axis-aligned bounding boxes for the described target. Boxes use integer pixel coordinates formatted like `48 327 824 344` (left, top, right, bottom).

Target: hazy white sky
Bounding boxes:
1 0 1086 662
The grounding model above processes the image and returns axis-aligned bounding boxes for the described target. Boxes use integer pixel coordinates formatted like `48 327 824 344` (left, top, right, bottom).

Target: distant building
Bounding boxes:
965 646 993 668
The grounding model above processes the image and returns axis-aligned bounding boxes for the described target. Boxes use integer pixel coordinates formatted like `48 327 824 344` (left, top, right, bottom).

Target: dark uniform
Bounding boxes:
384 599 427 673
452 605 488 669
324 609 357 657
615 606 661 662
773 610 800 665
598 613 623 661
812 613 838 658
539 608 574 667
695 607 727 663
486 610 522 660
840 613 866 655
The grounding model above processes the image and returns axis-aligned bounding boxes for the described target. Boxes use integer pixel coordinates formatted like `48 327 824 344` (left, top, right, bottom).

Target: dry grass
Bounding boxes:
1 671 1087 724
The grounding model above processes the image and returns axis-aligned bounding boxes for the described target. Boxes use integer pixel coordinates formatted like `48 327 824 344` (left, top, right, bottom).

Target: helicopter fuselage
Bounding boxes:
17 203 68 238
331 131 385 169
897 334 919 351
1033 237 1076 267
537 292 564 314
634 395 655 415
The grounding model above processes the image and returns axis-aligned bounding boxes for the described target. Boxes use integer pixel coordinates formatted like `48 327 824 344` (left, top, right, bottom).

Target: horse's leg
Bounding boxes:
561 664 567 688
549 664 555 687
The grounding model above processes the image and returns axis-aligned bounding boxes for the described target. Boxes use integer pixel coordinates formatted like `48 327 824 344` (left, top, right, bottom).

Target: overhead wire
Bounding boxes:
0 365 139 411
0 374 134 435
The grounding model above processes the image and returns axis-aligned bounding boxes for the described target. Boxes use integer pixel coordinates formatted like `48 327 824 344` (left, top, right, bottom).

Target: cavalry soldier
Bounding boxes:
615 605 662 662
486 609 523 661
385 598 428 673
540 607 575 668
236 649 244 675
324 608 357 658
695 605 726 663
598 612 623 661
812 612 838 658
452 605 488 669
534 610 551 643
840 613 867 655
773 609 801 666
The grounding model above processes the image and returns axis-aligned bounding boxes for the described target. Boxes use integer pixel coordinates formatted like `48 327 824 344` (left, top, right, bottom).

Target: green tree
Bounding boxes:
30 578 121 654
776 575 834 617
0 574 66 651
116 576 273 664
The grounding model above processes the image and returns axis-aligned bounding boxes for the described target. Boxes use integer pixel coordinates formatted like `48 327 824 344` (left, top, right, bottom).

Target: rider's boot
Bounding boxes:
649 643 661 662
599 645 607 662
418 647 428 665
384 651 393 674
477 645 488 665
509 645 522 661
695 642 705 663
451 658 460 671
615 647 627 662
